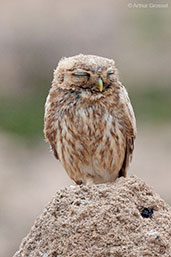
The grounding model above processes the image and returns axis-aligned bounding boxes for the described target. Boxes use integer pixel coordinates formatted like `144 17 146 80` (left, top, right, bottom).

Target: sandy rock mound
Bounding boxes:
14 176 171 257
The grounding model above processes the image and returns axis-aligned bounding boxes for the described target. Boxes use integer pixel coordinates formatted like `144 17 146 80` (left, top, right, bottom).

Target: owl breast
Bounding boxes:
55 102 126 185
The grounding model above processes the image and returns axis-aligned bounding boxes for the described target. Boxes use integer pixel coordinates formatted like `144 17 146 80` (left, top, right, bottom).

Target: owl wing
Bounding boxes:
117 85 137 177
118 136 135 177
44 89 59 160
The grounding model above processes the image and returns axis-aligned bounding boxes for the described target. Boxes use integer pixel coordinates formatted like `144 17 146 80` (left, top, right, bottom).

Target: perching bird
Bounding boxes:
44 54 136 185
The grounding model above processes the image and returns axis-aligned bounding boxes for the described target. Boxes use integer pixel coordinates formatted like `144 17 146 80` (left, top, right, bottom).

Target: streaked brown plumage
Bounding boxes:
44 54 136 185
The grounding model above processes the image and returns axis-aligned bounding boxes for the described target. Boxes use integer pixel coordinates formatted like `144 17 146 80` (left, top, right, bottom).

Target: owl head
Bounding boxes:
53 54 119 93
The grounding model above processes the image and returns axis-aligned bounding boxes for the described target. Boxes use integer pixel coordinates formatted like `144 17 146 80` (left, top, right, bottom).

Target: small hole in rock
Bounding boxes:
140 207 154 218
74 200 81 206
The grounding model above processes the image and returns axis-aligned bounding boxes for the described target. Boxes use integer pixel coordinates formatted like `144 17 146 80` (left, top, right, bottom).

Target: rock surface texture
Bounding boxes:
14 176 171 257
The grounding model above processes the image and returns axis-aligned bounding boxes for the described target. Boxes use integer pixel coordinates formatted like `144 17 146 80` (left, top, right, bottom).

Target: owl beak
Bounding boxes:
97 78 103 92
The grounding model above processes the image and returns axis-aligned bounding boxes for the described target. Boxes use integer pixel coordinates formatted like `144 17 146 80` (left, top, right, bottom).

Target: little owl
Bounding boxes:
44 54 136 185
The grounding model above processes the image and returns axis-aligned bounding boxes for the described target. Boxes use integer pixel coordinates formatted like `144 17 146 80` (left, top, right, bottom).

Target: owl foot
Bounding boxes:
70 185 77 189
85 176 94 186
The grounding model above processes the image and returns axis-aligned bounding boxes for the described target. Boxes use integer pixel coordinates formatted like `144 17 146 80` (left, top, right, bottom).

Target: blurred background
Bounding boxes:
0 0 171 256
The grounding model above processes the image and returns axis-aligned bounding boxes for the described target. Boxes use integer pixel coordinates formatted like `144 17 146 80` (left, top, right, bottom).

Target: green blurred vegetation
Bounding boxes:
0 83 170 142
129 86 171 124
0 78 49 143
